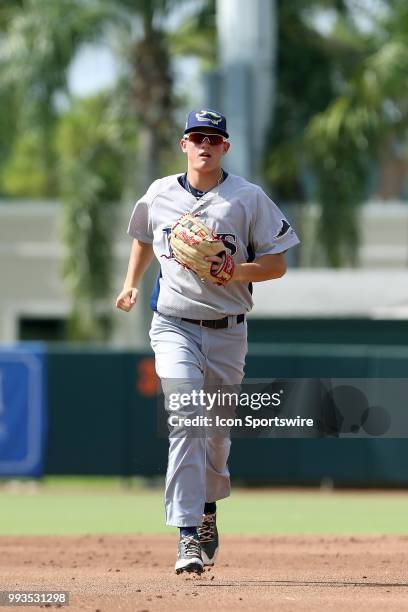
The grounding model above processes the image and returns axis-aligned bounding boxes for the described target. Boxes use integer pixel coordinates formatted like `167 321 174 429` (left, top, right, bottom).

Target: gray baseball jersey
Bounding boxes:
127 172 300 319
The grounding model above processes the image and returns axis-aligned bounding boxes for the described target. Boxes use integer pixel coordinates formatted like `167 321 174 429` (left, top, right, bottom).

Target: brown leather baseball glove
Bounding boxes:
169 213 234 285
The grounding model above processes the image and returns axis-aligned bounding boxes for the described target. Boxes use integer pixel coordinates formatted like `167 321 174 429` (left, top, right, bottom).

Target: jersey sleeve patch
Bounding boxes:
275 219 291 238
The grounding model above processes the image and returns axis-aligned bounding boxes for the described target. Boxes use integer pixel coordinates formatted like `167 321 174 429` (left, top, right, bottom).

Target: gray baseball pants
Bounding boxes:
149 311 247 527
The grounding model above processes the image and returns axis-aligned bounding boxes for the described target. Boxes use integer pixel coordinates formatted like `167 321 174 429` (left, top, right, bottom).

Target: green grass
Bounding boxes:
0 478 407 536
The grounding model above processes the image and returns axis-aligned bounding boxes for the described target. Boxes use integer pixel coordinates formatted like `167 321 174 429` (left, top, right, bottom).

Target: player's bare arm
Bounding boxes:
205 252 287 282
115 239 154 312
231 253 287 282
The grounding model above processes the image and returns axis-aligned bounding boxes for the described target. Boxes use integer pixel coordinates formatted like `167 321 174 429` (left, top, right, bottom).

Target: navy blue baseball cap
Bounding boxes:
184 109 229 138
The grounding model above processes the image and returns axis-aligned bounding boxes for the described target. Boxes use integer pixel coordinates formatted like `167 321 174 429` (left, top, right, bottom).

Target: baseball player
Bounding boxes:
116 108 300 574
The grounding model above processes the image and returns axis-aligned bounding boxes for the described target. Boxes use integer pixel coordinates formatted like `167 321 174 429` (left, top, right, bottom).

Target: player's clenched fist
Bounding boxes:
115 287 138 312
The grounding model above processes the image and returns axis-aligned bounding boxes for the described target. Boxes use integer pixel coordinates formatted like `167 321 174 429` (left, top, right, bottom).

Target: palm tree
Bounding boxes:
1 0 113 195
0 0 187 339
306 3 408 266
265 0 408 266
0 0 24 195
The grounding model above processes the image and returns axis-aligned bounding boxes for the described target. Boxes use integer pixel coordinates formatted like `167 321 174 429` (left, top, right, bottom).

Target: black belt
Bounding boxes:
181 314 245 329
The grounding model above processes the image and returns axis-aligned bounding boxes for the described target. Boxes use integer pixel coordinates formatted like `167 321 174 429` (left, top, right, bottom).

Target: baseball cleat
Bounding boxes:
198 512 218 566
175 535 204 574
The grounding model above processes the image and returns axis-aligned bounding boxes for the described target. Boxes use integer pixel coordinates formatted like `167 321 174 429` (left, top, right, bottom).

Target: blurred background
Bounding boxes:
1 0 408 488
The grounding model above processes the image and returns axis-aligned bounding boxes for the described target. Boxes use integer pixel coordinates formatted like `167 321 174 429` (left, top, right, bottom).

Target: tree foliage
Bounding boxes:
168 0 216 68
265 1 364 194
0 0 185 340
306 12 408 266
0 88 20 196
265 0 408 266
0 0 114 196
2 129 58 198
55 91 137 341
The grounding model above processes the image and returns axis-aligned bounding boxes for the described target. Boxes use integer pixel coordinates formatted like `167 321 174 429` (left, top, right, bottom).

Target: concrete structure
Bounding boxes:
214 0 276 181
0 201 145 346
0 200 408 345
252 269 408 319
299 202 408 268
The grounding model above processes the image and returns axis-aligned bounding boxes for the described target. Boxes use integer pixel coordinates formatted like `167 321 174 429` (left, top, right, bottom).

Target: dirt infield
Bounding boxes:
1 534 407 611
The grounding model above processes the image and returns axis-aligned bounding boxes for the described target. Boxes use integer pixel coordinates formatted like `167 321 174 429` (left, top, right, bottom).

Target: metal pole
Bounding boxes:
216 0 276 183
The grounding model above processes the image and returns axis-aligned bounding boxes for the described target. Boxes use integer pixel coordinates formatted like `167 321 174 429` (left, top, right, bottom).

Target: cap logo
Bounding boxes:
195 110 222 125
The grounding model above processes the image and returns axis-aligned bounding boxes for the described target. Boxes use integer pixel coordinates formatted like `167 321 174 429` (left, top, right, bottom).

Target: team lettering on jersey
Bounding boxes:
162 227 237 258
